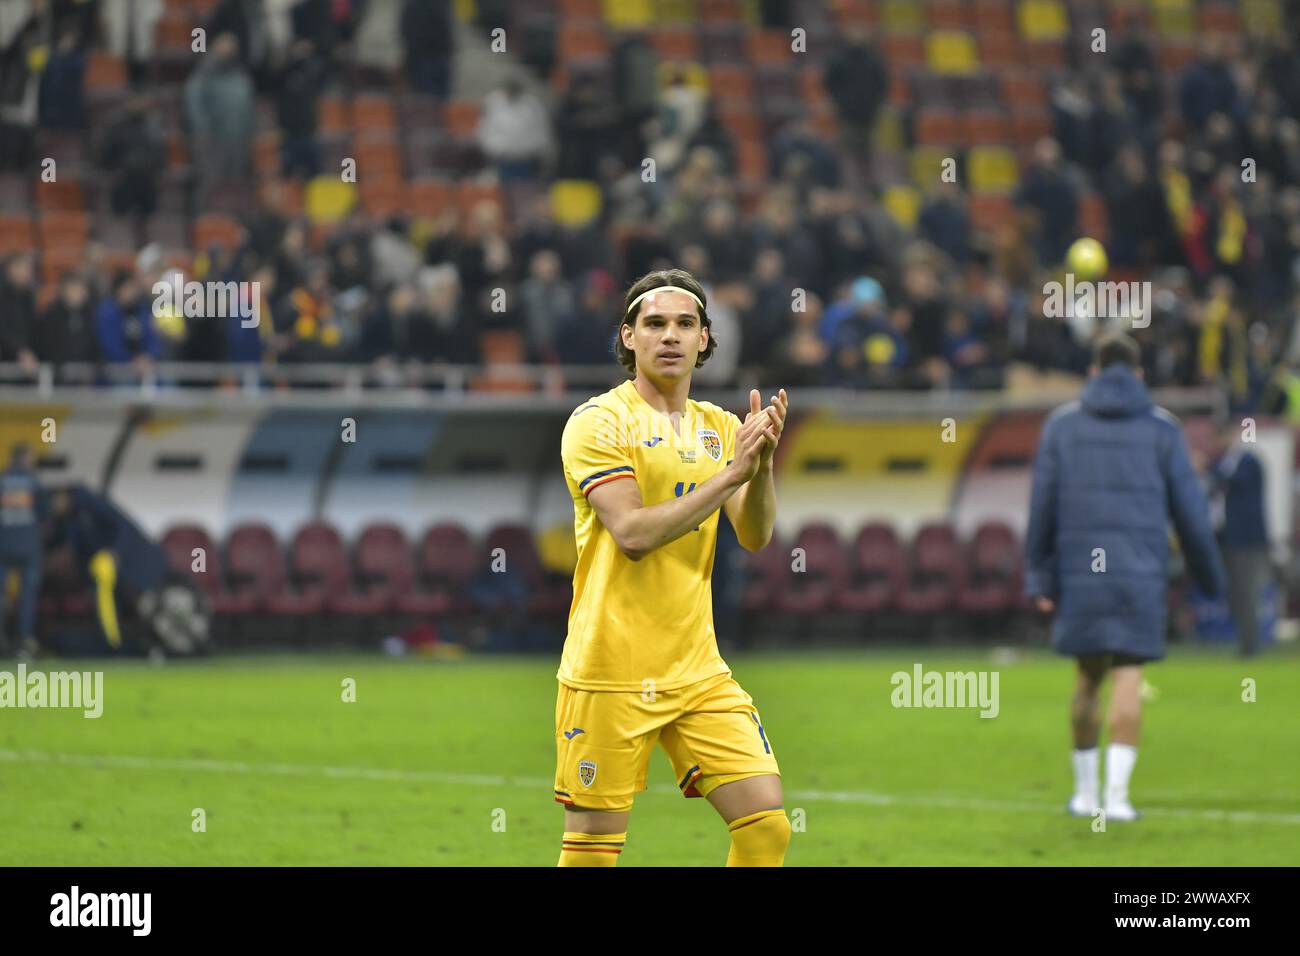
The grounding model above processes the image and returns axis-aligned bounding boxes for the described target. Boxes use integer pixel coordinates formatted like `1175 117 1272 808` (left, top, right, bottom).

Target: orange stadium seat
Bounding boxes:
1012 109 1052 147
968 194 1014 233
444 99 480 138
927 1 971 30
84 52 127 91
708 65 754 101
736 140 767 183
35 180 84 212
747 30 792 65
352 94 397 131
193 214 246 250
355 134 403 182
561 0 602 17
697 0 743 23
409 178 455 219
963 111 1015 147
881 35 925 67
718 104 762 141
37 211 89 247
979 31 1022 68
319 95 351 134
360 180 408 218
1002 69 1047 109
915 109 962 146
650 28 699 62
559 21 609 61
0 214 34 254
970 0 1016 32
830 0 879 27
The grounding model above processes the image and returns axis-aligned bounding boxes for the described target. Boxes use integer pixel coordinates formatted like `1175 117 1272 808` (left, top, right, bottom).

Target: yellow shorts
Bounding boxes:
553 670 780 813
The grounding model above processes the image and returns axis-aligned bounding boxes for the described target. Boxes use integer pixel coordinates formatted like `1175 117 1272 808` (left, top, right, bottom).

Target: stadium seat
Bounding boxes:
603 0 654 28
481 524 571 617
708 65 754 102
915 109 962 147
396 523 475 616
161 525 220 597
0 214 35 254
349 523 414 615
742 532 788 614
898 523 965 614
968 146 1020 193
193 214 246 252
352 93 397 131
979 31 1022 68
559 21 610 61
963 113 1015 148
836 523 906 614
1016 0 1068 41
649 28 699 62
776 523 848 615
265 522 349 617
747 30 793 65
700 23 747 63
218 523 286 615
927 32 980 75
882 184 920 229
881 0 925 32
957 521 1023 613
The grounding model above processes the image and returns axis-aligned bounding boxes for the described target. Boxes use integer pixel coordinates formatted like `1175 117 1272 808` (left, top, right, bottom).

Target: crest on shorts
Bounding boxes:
578 759 597 788
697 428 722 462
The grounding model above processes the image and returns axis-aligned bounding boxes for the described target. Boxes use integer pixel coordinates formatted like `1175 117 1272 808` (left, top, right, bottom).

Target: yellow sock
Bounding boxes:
726 808 790 867
557 831 625 867
89 550 121 648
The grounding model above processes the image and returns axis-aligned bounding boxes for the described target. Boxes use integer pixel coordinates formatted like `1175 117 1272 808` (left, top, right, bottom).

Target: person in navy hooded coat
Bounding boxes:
1025 332 1226 823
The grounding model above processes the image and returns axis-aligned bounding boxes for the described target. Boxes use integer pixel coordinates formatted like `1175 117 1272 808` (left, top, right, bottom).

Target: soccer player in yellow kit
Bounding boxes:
554 268 790 867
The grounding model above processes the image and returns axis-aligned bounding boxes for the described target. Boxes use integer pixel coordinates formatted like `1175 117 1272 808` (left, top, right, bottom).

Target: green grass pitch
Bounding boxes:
2 647 1297 866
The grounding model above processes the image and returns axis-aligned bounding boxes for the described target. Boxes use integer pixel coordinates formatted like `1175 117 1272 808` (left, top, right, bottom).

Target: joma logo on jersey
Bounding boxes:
697 429 722 461
578 759 597 787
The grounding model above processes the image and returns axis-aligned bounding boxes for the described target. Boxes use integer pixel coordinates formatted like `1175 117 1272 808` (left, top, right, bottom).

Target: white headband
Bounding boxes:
626 285 705 317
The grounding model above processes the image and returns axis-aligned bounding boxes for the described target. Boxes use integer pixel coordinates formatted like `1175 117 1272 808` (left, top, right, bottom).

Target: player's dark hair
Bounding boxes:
1094 331 1141 370
615 269 716 376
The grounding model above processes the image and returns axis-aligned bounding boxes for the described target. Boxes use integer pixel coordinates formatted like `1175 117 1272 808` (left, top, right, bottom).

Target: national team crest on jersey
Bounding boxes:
578 759 597 788
697 428 722 462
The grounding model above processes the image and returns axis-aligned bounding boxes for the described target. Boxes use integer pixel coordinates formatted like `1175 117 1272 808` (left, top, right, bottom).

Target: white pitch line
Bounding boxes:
2 749 1297 826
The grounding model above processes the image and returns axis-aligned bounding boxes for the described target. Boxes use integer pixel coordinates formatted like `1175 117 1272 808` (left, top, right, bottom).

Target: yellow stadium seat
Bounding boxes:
1016 0 1068 41
604 0 654 27
883 184 920 229
304 176 357 224
653 0 696 21
968 146 1020 194
454 0 475 23
1242 0 1282 35
881 0 924 32
549 180 603 228
908 147 952 191
873 108 904 152
1151 0 1196 37
537 524 578 576
927 31 980 75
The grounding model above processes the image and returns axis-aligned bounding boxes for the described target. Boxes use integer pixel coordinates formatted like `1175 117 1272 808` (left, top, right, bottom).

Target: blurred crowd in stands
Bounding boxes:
0 0 1299 416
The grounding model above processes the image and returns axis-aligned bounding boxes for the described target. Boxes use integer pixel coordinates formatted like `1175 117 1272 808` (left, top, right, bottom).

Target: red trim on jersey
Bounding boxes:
582 472 636 497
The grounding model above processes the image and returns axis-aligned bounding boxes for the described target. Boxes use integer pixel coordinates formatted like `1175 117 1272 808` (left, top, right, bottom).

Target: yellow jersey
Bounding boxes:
557 379 741 692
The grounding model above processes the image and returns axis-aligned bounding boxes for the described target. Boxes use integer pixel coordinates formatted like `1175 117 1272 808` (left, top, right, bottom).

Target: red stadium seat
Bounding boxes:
776 523 848 614
218 523 285 615
348 523 414 615
161 525 220 597
482 524 571 617
266 522 347 616
957 521 1023 613
396 523 475 616
836 523 906 613
742 532 788 614
898 523 965 614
